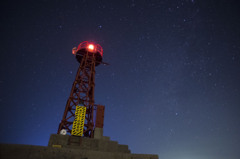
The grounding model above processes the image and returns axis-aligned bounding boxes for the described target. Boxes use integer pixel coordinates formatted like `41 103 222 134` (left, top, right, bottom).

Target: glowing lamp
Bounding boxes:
88 44 94 51
74 41 103 65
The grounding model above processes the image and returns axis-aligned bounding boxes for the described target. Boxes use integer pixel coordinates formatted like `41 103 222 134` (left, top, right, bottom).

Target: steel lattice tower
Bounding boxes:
57 41 105 138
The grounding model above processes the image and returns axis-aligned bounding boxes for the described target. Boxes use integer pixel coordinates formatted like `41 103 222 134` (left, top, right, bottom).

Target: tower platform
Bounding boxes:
0 134 158 159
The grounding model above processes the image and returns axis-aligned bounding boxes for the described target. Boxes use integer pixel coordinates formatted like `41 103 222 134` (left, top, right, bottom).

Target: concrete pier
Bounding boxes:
0 134 159 159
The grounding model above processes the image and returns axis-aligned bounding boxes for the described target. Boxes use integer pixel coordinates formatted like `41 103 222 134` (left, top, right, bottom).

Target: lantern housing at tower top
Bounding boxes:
72 41 103 65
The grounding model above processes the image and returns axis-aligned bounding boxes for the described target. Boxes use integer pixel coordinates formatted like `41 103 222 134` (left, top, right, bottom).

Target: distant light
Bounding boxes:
88 44 94 51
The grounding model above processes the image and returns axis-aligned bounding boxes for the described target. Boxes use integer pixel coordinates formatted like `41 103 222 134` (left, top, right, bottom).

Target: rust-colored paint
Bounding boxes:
57 41 105 138
95 105 105 128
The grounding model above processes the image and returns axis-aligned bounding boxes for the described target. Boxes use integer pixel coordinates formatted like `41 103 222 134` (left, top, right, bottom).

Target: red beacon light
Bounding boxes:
88 44 95 51
72 41 103 66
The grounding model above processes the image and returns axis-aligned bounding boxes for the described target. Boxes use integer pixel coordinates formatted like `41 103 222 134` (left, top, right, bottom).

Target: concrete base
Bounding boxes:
0 134 159 159
94 127 103 139
48 134 130 153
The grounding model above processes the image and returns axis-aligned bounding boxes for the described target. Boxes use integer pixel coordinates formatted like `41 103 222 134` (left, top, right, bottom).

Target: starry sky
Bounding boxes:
1 0 240 159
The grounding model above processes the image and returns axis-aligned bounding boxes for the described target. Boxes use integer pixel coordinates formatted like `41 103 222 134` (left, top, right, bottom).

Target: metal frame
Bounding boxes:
58 45 104 138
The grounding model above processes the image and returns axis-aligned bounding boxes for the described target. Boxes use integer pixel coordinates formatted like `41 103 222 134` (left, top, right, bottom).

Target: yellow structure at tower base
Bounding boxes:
71 106 86 136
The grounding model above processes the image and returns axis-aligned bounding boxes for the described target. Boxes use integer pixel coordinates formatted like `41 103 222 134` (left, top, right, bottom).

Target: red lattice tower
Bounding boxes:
57 41 105 138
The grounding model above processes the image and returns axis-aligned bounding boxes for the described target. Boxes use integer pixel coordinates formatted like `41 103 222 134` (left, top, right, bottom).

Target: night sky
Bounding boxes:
1 0 240 159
